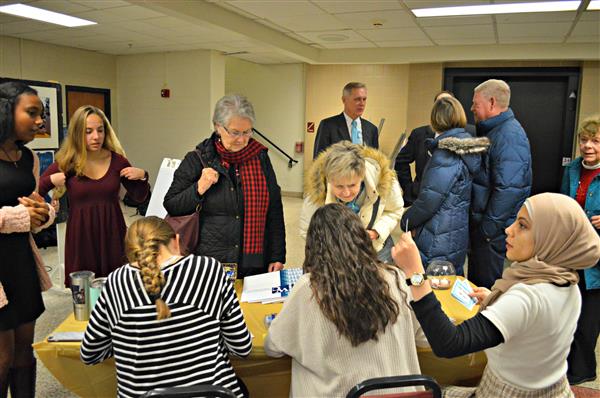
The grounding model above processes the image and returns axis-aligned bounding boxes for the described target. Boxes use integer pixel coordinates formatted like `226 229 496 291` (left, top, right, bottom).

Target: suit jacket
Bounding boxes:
395 123 475 206
313 112 379 158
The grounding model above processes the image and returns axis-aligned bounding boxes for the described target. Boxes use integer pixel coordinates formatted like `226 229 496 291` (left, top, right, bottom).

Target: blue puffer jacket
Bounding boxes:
471 108 532 244
561 157 600 290
401 128 490 274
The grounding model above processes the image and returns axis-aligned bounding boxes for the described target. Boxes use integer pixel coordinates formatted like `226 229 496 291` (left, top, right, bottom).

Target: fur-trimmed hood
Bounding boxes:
305 145 396 205
427 128 490 175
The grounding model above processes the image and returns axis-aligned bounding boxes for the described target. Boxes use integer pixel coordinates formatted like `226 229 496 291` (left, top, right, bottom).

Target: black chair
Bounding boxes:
346 375 442 398
139 385 237 398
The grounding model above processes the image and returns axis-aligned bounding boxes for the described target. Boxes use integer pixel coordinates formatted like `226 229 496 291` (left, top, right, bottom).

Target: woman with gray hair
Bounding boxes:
164 94 286 277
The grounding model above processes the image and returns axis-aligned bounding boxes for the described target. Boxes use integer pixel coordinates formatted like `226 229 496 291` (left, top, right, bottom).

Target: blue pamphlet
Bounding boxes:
450 278 477 311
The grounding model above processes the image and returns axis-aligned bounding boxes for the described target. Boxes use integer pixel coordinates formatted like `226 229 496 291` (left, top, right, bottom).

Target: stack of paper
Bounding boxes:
241 268 303 304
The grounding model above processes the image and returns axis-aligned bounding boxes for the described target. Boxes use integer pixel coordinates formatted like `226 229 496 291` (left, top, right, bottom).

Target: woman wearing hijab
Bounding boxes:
393 192 600 397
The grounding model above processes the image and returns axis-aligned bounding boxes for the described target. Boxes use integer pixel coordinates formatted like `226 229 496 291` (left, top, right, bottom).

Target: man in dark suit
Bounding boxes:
395 91 475 206
313 82 379 158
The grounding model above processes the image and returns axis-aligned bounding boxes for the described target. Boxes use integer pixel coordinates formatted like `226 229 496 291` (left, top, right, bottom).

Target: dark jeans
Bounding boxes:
567 275 600 383
468 228 505 289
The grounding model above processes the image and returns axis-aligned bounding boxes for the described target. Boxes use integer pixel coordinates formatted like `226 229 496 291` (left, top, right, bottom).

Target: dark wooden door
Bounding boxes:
444 67 580 194
66 85 111 123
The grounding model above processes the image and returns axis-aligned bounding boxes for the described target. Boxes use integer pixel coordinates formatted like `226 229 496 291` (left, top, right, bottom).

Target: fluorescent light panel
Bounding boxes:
0 3 96 27
412 1 581 17
588 0 600 10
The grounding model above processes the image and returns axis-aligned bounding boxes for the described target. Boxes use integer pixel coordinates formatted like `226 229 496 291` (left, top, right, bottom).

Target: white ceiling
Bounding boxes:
0 0 598 64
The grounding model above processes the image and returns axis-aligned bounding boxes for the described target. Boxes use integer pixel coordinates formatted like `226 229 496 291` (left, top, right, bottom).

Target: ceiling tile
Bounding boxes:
319 41 377 49
495 11 576 24
71 1 131 10
295 29 368 43
376 39 434 47
285 32 314 43
254 18 291 33
140 17 189 29
270 13 348 31
570 21 600 37
226 0 324 18
498 36 564 44
417 15 493 27
566 35 600 43
403 0 489 9
358 27 429 41
74 6 164 24
424 24 494 39
434 37 496 45
314 1 403 14
333 10 417 29
31 0 94 14
497 22 572 38
0 20 57 34
213 2 261 19
579 11 600 22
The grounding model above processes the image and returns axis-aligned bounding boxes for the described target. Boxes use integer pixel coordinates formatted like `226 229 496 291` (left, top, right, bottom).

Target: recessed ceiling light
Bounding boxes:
588 0 600 10
412 1 581 18
0 3 96 27
317 33 349 42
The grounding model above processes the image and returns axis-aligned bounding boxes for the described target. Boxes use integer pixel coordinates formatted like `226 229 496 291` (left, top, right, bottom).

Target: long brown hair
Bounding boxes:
125 216 175 320
304 203 406 346
55 105 125 176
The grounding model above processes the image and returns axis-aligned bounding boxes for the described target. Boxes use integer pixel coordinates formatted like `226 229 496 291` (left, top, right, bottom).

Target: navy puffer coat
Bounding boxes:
401 128 489 274
470 108 532 243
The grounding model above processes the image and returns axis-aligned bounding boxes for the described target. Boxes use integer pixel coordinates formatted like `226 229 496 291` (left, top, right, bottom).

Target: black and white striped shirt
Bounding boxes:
80 255 252 398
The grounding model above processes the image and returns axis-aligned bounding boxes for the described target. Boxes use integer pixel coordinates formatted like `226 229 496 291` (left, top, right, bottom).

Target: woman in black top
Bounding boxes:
0 82 54 397
164 94 285 278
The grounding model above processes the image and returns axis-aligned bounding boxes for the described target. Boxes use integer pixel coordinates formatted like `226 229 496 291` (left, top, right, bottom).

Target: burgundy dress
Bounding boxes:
39 152 149 285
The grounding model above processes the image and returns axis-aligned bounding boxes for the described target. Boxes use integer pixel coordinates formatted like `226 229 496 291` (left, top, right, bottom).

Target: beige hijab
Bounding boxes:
480 193 600 310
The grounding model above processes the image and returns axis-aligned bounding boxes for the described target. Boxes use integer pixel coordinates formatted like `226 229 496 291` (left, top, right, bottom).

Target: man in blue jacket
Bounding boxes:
469 79 532 288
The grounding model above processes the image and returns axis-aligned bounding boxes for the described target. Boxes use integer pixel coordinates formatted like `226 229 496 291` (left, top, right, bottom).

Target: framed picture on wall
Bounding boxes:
0 77 63 150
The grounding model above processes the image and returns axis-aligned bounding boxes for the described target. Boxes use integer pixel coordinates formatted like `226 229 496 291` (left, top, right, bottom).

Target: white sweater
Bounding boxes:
265 271 428 397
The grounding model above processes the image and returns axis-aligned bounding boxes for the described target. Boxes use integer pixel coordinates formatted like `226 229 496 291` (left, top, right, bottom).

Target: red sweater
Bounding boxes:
576 166 600 208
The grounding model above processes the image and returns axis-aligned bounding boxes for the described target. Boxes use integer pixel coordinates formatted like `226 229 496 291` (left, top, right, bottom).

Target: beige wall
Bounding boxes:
305 60 600 172
116 50 225 184
304 64 410 173
0 35 117 129
226 58 305 194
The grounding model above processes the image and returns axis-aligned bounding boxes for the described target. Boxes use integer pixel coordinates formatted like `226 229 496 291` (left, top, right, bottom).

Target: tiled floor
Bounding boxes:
31 197 600 396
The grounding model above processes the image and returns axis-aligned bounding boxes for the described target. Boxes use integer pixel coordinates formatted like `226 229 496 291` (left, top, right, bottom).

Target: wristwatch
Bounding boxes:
406 272 428 287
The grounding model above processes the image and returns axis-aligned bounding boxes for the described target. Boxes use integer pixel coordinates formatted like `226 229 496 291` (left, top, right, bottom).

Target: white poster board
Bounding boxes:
146 158 181 218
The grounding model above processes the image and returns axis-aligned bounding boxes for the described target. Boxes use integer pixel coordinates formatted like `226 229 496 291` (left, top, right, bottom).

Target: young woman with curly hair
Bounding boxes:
265 203 427 397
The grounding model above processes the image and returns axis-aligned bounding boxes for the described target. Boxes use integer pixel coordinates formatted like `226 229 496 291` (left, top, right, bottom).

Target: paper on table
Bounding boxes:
241 269 303 304
48 331 85 342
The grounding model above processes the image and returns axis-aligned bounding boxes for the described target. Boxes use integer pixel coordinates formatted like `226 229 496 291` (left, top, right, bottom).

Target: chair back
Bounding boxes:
139 385 237 398
346 375 442 398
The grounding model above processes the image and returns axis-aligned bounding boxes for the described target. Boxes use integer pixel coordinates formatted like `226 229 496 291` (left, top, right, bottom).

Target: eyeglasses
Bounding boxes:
221 125 253 138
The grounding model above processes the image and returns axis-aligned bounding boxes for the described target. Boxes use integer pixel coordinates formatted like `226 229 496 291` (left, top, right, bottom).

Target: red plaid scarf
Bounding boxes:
215 138 269 255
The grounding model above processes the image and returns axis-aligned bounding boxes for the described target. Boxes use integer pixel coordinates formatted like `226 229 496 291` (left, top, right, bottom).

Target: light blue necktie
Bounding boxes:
351 119 362 144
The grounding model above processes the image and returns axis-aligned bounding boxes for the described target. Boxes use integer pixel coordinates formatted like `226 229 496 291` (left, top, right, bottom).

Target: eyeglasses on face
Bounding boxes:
221 125 253 138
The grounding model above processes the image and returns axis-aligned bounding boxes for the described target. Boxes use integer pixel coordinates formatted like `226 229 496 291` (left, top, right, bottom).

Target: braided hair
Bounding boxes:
125 216 176 320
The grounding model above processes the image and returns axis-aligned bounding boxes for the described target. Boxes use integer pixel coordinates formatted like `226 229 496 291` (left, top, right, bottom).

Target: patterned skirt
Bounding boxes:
443 366 573 398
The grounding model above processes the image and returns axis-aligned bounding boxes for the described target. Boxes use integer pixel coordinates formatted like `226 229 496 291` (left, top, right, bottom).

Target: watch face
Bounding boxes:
411 273 424 286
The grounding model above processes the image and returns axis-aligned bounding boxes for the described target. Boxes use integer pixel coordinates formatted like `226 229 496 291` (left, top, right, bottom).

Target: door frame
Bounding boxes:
443 67 581 160
65 85 112 124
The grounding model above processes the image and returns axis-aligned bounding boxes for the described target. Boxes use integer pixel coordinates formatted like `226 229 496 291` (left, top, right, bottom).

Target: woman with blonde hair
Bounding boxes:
562 115 600 384
394 193 600 397
81 216 252 398
39 105 149 284
401 96 489 274
266 204 427 396
300 141 403 262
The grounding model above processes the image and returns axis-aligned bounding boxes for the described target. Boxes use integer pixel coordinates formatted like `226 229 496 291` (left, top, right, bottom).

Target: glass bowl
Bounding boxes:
426 260 456 290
